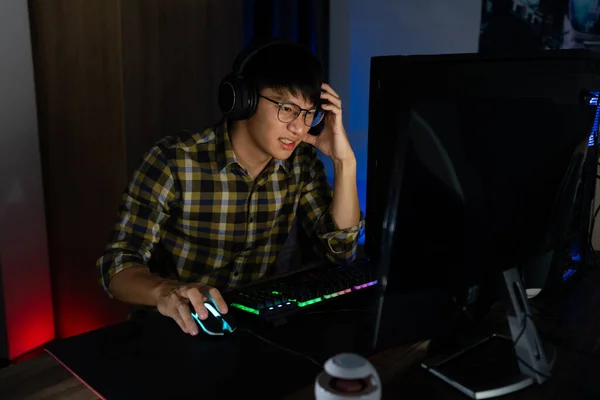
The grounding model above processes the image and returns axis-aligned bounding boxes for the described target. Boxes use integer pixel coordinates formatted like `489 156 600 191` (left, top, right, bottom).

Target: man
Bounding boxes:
96 40 364 336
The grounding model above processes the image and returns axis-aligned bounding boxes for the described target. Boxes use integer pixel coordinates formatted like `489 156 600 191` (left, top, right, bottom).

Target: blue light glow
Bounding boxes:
191 312 218 336
563 269 576 280
243 0 254 46
589 95 600 147
562 94 600 280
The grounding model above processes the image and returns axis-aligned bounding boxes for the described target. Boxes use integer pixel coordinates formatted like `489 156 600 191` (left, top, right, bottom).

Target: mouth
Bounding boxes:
278 138 297 150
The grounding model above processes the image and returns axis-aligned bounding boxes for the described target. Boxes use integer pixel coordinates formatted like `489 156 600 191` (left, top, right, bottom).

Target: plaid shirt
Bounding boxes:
97 122 365 295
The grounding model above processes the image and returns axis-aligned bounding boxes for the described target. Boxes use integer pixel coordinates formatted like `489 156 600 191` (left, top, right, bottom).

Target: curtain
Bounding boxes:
243 0 330 80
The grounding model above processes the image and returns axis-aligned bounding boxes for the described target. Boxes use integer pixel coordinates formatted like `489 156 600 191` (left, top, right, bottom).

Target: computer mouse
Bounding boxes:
190 301 236 336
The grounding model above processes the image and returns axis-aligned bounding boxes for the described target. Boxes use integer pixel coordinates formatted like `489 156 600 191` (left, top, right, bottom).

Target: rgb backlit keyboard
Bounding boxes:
228 261 378 318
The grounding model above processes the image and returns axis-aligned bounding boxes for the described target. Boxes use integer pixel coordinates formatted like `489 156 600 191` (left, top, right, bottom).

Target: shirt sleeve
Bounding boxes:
96 144 179 297
298 150 366 265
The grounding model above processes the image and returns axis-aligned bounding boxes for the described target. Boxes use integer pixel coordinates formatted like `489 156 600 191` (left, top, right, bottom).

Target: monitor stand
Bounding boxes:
420 267 556 399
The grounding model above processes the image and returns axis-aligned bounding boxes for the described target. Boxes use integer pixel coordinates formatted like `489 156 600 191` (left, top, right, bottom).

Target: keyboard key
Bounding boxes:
229 262 378 318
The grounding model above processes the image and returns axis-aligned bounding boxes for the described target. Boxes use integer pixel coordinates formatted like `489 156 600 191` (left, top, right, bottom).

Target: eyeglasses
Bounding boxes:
259 95 325 128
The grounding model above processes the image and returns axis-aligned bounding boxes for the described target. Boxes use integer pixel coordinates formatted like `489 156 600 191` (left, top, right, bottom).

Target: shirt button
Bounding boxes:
249 215 253 222
233 271 240 277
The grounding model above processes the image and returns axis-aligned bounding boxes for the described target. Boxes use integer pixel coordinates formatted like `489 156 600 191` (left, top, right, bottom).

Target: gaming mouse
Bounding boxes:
190 302 236 336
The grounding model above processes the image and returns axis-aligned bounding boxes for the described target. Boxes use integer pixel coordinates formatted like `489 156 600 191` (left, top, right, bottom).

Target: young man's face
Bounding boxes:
246 87 315 160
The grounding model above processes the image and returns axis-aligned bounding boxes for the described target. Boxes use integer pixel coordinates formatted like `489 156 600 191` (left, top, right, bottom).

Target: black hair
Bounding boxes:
242 40 323 108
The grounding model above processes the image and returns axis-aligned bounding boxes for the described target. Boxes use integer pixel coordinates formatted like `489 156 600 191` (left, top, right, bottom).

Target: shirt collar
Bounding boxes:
273 157 291 175
215 120 291 175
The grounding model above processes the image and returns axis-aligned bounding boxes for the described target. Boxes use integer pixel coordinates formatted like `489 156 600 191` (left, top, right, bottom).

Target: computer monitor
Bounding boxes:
366 49 599 398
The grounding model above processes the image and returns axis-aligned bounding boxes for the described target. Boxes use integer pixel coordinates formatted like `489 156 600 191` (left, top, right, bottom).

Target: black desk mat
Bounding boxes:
45 295 377 400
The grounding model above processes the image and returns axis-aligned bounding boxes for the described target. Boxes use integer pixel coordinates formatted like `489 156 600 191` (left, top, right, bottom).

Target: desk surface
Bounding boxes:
42 310 342 399
0 341 430 400
3 269 600 399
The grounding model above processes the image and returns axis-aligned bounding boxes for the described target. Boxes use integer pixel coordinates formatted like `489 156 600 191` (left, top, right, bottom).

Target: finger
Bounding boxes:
177 301 199 335
170 308 189 334
321 83 340 99
181 287 209 320
321 102 342 116
207 287 228 314
320 91 341 108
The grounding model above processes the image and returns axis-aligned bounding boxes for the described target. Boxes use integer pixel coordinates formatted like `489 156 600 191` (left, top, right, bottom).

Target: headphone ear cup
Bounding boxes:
243 80 259 119
218 75 237 116
308 118 325 136
224 76 259 121
219 74 259 121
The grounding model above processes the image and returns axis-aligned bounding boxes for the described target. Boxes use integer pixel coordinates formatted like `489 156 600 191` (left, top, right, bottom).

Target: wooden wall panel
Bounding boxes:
121 0 243 172
207 1 246 124
28 0 131 338
28 0 244 339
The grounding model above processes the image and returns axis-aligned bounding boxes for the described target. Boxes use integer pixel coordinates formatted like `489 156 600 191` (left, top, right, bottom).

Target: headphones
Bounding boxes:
218 40 281 121
218 39 324 136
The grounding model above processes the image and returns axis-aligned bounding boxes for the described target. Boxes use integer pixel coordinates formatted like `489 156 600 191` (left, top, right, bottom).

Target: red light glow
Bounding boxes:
1 205 55 359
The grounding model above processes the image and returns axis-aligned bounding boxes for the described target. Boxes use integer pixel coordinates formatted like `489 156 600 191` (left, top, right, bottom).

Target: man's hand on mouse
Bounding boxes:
156 282 228 336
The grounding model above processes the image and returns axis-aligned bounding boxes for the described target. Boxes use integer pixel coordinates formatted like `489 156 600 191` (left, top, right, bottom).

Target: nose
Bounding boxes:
287 115 308 137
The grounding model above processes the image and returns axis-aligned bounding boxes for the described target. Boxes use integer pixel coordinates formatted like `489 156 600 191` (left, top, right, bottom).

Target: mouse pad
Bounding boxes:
45 312 326 400
45 305 375 400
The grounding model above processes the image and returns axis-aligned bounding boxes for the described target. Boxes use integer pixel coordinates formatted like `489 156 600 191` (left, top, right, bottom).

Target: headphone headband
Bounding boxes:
232 39 286 75
218 39 318 123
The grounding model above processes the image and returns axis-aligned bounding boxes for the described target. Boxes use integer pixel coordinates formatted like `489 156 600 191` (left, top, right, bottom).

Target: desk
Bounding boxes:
4 334 600 400
3 269 600 399
0 352 98 400
0 341 430 400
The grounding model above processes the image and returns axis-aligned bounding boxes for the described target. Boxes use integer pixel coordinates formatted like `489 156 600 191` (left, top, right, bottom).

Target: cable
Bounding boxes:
584 199 600 273
241 328 323 369
512 320 600 398
587 153 600 261
239 309 372 368
588 202 600 253
434 304 600 398
456 302 551 379
527 302 559 320
512 310 600 391
510 313 554 380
